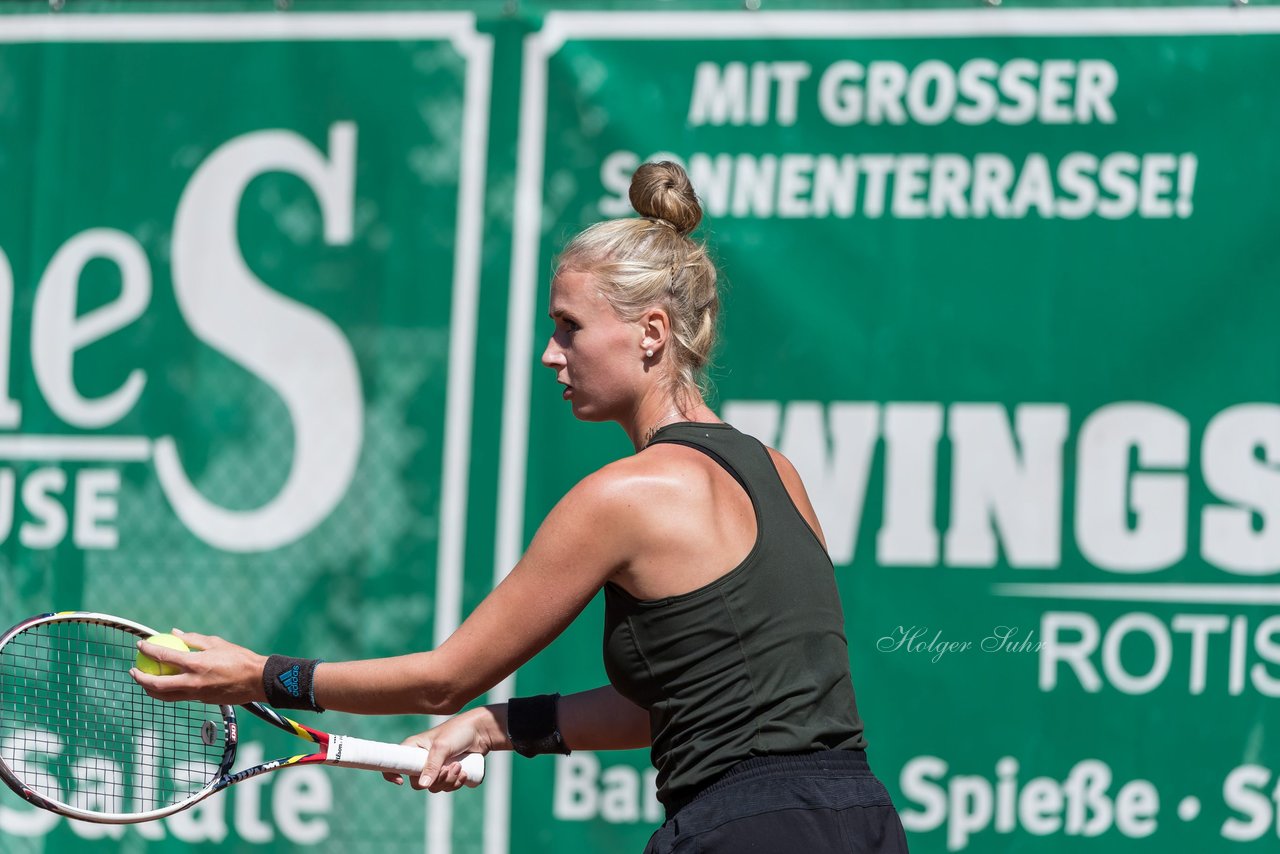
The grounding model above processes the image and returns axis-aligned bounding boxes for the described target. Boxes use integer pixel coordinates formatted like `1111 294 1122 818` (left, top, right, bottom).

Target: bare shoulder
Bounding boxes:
594 442 740 516
557 451 687 519
580 446 695 503
547 450 696 566
520 458 666 580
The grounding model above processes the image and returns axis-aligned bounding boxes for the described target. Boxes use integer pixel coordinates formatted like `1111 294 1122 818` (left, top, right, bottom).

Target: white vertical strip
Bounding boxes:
480 748 515 854
486 24 556 854
496 28 553 591
433 20 495 691
430 21 494 854
430 21 488 701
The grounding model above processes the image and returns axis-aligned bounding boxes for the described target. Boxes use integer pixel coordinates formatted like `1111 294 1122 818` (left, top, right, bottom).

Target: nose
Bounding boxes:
541 336 565 370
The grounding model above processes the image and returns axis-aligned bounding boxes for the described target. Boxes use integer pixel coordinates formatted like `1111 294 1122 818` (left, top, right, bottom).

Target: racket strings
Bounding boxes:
0 620 226 816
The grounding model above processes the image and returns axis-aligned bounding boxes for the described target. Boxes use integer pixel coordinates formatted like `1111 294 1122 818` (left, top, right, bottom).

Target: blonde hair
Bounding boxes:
557 161 720 405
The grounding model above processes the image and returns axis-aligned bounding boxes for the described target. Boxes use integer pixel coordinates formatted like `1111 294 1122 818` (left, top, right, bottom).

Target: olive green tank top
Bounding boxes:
602 422 867 812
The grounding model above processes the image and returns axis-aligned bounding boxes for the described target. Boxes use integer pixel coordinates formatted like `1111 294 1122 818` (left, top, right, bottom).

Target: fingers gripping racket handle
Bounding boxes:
324 735 485 786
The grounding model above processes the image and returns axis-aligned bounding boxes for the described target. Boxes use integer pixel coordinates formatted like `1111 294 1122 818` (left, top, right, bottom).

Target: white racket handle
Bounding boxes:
324 735 485 786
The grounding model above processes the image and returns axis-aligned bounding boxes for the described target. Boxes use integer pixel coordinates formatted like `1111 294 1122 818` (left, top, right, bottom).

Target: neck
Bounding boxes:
641 409 685 448
625 389 718 452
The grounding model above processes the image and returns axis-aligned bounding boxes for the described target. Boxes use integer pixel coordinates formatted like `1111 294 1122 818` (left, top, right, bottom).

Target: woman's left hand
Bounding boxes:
130 629 269 706
384 706 500 792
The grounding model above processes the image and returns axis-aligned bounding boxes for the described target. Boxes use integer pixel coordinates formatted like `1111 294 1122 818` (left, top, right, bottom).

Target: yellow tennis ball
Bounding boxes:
135 633 189 676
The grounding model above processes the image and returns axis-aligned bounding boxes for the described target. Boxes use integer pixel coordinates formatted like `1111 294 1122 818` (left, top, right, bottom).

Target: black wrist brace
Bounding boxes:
506 693 570 758
262 655 325 713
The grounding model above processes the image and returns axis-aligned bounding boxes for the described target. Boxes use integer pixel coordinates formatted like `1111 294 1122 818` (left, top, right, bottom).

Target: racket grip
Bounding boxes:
325 735 485 787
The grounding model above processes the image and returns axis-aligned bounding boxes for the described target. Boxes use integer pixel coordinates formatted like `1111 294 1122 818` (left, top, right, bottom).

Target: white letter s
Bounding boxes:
159 123 362 552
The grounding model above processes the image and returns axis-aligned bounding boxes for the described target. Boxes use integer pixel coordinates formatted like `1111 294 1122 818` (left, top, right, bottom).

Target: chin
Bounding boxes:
567 399 616 424
570 407 610 424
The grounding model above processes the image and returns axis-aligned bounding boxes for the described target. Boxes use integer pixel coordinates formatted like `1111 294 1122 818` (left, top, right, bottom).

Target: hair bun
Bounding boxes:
629 161 702 236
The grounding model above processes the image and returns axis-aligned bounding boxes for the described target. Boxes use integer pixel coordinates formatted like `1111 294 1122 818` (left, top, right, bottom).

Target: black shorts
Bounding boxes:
643 750 910 854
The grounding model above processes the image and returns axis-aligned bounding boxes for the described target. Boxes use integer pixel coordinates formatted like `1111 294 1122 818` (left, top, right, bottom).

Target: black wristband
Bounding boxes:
262 655 325 713
506 693 570 758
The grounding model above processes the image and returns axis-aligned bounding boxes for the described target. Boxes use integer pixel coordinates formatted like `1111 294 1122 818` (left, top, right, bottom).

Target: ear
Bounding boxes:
639 307 671 355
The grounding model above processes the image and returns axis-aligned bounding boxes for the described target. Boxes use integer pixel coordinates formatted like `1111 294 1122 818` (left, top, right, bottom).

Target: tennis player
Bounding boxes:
133 162 910 852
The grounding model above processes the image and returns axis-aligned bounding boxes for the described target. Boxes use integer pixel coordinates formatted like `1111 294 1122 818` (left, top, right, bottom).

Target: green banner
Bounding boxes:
0 12 493 853
2 5 1279 854
507 8 1280 854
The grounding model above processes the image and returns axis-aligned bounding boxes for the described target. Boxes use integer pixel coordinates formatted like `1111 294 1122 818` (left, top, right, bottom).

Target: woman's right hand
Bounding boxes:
384 705 505 792
130 629 269 706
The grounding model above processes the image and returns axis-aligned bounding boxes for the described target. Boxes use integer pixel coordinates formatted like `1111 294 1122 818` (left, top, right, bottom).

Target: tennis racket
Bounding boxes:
0 611 484 823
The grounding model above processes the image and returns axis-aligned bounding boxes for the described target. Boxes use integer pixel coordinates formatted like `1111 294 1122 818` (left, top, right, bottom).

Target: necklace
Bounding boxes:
642 410 685 448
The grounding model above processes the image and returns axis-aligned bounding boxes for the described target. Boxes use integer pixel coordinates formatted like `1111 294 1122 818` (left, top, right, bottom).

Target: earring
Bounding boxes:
645 349 654 358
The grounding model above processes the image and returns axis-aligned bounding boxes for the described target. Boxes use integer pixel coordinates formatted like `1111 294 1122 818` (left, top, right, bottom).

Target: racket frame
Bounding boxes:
0 611 237 823
0 611 484 825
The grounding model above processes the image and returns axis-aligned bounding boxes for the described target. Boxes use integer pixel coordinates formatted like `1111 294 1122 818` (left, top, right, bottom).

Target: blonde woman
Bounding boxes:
134 162 910 853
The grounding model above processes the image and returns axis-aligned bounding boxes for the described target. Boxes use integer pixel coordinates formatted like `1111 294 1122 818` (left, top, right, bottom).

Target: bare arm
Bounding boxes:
559 684 651 750
386 684 651 790
133 467 641 714
431 684 651 754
